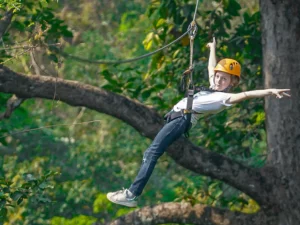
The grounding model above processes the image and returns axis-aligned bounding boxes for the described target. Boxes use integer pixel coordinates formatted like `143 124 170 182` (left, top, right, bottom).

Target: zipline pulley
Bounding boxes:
188 21 198 40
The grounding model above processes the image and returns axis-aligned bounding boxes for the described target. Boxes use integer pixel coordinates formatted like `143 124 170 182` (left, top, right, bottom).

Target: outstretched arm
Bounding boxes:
226 89 291 104
207 37 217 88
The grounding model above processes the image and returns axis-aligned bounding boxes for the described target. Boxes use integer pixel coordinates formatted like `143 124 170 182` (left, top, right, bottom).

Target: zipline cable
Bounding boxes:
193 0 200 21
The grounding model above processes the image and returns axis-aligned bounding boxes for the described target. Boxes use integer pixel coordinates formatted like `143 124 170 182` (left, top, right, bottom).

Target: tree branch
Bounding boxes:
0 94 25 120
0 9 13 39
105 202 272 225
0 66 275 207
0 10 24 120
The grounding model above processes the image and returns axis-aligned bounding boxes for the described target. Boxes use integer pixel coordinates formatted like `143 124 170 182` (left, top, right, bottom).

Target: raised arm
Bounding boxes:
207 37 217 88
226 89 291 104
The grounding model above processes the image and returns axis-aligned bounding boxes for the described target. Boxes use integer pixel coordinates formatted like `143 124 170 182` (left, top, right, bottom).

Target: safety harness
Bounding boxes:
162 0 200 136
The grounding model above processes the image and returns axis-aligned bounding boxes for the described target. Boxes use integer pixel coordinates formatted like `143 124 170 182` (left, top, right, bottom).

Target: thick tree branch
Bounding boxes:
0 65 163 137
0 10 13 38
0 66 275 207
105 202 273 225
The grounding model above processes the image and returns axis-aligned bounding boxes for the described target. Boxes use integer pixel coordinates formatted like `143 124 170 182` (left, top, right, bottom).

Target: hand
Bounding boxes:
271 89 291 98
206 37 216 49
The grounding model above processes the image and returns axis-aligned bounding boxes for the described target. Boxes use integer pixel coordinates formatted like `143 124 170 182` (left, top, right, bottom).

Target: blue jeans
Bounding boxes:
129 115 190 196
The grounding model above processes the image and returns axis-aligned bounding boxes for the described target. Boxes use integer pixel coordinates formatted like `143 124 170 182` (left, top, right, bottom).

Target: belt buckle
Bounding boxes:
183 109 192 114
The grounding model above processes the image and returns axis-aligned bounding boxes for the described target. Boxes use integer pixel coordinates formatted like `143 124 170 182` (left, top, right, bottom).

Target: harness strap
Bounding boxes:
164 110 196 137
185 20 198 126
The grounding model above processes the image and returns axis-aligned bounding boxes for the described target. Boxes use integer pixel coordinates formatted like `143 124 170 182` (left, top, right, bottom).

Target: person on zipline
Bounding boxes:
107 38 290 207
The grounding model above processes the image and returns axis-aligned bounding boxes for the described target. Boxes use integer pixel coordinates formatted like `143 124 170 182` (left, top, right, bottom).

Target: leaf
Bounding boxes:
0 200 6 208
39 182 49 189
154 84 166 90
48 53 59 63
61 29 73 38
0 193 6 200
44 170 59 179
224 20 231 29
226 0 241 17
124 82 135 89
141 89 152 99
21 183 32 188
17 197 23 205
37 197 51 203
12 21 26 31
102 70 119 86
143 32 154 50
172 49 180 58
156 18 166 28
145 39 153 50
11 192 23 202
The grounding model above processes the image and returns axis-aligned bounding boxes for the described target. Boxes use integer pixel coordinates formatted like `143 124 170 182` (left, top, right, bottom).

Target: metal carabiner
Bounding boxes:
188 21 198 39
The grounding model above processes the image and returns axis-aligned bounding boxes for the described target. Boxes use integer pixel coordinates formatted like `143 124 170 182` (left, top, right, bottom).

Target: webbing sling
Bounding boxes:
184 20 198 134
185 0 199 113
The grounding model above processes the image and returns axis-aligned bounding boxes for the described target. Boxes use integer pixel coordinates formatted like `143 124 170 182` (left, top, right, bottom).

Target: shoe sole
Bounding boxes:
106 193 137 208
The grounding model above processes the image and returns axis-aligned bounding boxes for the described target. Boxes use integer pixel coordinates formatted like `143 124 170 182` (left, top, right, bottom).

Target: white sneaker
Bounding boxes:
107 188 137 207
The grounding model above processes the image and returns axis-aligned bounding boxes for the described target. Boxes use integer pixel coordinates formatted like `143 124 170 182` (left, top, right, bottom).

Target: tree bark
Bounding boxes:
0 9 13 38
260 0 300 224
0 94 25 120
106 202 270 225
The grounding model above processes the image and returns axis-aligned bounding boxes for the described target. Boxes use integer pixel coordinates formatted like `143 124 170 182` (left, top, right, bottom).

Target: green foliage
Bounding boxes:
51 215 97 225
0 0 23 12
0 0 59 12
93 193 113 214
1 0 72 65
0 171 58 223
0 0 264 224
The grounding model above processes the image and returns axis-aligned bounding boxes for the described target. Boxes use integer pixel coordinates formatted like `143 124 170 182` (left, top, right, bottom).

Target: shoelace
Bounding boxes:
111 187 126 196
111 188 136 200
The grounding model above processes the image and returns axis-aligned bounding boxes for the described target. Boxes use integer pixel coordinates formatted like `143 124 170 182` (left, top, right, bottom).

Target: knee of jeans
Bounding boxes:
143 151 162 163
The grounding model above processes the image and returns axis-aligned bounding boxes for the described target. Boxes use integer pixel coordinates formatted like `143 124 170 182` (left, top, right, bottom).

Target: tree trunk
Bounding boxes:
260 0 300 224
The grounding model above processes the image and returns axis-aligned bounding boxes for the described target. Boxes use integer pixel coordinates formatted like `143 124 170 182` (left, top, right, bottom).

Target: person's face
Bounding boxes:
213 71 232 91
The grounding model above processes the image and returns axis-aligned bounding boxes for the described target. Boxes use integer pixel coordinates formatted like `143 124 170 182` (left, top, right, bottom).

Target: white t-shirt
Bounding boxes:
173 91 233 125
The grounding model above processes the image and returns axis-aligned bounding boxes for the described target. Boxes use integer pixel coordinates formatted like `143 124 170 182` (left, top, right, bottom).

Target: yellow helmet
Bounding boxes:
214 58 241 77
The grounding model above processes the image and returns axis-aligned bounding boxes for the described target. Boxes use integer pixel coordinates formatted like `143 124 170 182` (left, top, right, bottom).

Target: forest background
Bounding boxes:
0 0 265 224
